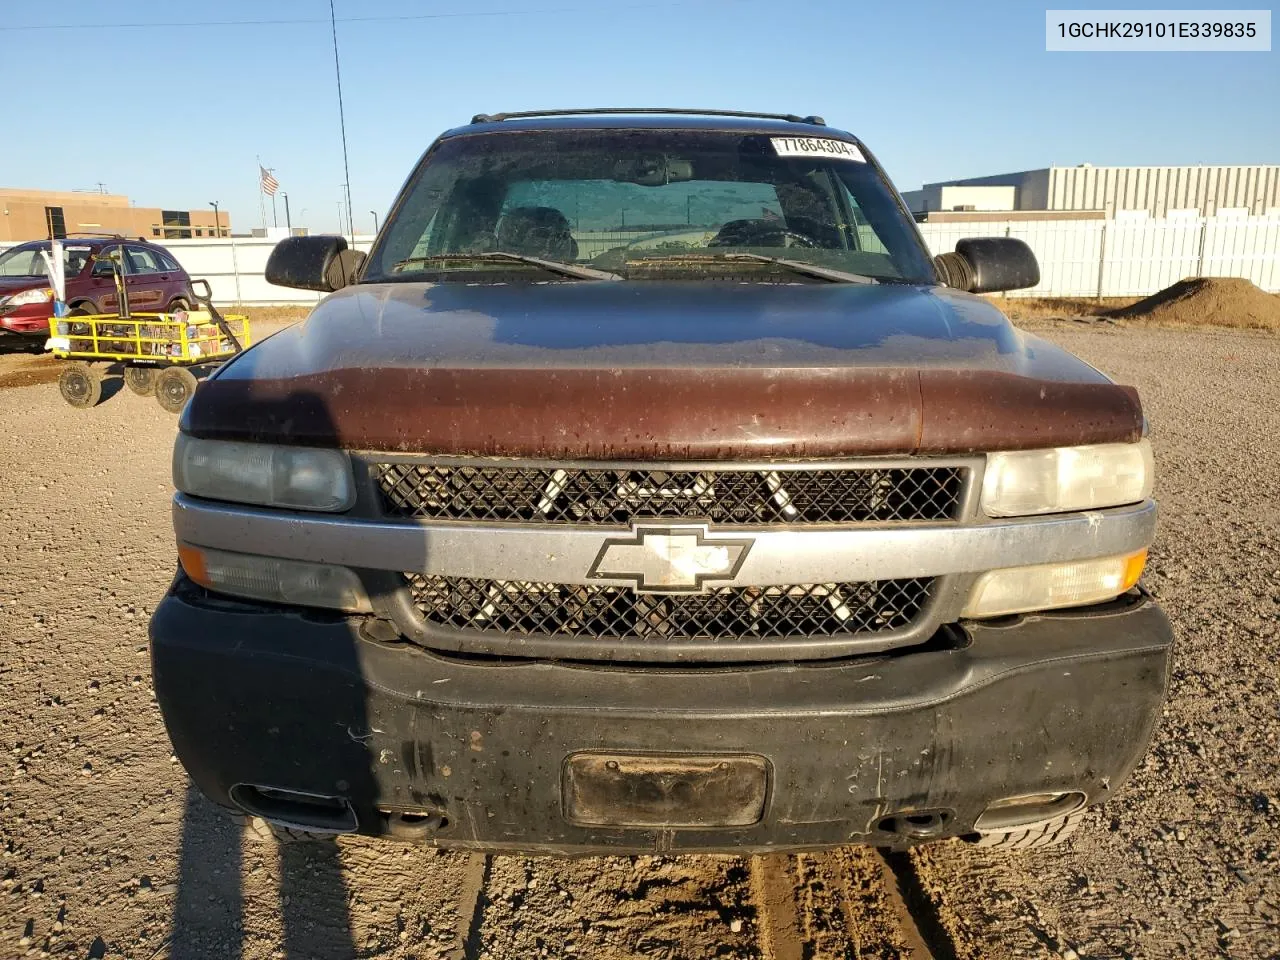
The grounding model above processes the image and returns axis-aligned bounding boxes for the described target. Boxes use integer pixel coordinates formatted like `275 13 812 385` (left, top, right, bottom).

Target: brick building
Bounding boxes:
0 188 230 242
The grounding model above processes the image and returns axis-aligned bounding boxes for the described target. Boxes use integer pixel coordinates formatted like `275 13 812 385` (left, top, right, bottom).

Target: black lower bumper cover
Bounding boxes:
150 581 1172 854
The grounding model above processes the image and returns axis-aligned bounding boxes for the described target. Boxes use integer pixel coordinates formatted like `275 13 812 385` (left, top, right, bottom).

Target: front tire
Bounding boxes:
58 363 103 408
154 367 198 414
965 812 1084 852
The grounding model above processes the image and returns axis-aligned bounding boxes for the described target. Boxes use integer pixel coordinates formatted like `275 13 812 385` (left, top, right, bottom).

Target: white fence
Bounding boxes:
3 213 1278 304
155 236 376 306
918 213 1280 297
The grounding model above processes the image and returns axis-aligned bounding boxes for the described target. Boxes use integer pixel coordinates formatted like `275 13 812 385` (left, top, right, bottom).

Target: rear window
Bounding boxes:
368 128 934 284
155 250 182 272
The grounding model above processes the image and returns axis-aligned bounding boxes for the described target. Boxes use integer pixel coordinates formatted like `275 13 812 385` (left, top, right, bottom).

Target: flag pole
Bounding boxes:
256 155 267 231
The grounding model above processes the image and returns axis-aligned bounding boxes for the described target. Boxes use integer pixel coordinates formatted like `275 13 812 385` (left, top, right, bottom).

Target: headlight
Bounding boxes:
982 440 1153 517
173 435 354 512
962 550 1147 618
6 288 54 307
178 544 371 612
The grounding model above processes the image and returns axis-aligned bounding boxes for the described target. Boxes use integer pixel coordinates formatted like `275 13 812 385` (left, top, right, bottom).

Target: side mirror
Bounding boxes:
265 235 367 292
935 237 1039 294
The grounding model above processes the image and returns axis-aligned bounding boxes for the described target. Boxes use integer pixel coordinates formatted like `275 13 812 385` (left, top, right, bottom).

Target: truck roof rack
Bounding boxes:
470 108 826 126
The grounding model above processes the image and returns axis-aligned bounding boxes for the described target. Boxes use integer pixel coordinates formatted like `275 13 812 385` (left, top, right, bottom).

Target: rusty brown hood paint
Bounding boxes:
184 281 1143 458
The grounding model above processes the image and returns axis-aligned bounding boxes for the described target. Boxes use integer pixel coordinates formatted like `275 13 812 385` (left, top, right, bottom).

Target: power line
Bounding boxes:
0 1 715 32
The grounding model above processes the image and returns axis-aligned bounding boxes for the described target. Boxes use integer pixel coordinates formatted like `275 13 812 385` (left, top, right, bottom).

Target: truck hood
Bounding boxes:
187 281 1143 458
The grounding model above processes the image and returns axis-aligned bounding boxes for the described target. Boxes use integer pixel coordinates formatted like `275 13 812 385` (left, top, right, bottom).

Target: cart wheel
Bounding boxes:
123 366 157 397
155 367 198 414
58 363 103 409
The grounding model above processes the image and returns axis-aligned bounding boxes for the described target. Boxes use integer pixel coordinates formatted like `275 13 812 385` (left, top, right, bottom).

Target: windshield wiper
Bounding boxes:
636 252 879 285
390 252 621 282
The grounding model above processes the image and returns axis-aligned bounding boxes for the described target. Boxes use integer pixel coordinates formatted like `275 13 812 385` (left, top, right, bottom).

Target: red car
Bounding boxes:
0 237 196 338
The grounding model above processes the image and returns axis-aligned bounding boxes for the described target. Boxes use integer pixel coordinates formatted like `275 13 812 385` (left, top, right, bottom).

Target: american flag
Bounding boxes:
259 165 279 196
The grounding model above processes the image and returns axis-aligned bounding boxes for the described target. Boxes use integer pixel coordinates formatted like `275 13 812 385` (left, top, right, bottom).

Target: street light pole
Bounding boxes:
370 210 379 234
282 193 292 232
209 201 220 238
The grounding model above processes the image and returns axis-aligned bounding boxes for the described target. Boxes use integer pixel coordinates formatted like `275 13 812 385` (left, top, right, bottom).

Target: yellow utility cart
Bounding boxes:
46 280 250 413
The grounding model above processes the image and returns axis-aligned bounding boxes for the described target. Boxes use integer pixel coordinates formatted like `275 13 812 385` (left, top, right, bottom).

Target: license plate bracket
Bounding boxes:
563 752 770 828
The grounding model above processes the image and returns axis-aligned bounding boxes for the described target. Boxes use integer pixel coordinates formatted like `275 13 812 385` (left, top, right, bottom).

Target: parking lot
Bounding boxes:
1 320 1278 960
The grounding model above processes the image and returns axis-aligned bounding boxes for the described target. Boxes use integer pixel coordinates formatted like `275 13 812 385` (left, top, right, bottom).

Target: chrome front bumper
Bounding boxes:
173 495 1156 586
171 491 1157 660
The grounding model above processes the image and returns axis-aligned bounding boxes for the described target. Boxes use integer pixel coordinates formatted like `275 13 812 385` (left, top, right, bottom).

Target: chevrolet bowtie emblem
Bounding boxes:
587 526 753 593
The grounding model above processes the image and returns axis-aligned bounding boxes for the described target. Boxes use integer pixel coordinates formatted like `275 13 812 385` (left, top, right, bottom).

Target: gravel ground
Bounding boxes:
0 322 1277 959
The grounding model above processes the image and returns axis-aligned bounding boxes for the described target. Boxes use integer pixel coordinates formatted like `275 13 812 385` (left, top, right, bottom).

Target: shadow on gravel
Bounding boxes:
100 372 126 404
170 786 244 959
159 389 374 960
170 786 358 960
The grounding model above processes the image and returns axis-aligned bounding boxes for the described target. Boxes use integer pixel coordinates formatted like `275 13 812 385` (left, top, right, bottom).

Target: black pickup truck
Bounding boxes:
150 109 1171 854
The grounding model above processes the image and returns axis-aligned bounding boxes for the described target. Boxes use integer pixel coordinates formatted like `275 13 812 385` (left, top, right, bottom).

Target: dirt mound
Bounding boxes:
1109 276 1280 331
0 354 60 390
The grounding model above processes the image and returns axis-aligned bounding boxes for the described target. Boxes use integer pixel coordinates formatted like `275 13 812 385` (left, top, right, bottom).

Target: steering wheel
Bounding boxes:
708 218 821 250
775 229 820 249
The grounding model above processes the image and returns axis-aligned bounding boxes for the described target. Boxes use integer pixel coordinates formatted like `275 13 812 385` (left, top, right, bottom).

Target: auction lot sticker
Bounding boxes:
771 138 865 162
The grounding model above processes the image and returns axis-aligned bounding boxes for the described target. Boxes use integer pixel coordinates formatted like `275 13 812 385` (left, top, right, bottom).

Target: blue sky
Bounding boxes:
2 0 1275 233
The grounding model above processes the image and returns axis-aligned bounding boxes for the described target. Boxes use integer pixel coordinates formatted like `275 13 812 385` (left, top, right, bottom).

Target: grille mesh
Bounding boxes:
405 575 933 640
375 464 964 525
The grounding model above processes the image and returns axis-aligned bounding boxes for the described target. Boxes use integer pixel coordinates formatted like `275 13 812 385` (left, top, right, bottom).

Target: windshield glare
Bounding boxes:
0 243 94 278
368 129 936 284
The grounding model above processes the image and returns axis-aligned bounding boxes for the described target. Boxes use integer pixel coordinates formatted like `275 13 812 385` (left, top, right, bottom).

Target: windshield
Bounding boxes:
366 129 936 284
0 243 94 279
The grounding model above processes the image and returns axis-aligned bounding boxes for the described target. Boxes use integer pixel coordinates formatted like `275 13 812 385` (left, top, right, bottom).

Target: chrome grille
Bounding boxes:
375 464 964 524
404 575 934 639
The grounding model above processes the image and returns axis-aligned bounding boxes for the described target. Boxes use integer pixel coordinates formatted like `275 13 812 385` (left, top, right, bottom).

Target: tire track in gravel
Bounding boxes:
451 853 490 960
877 850 956 960
469 854 761 959
750 854 806 960
750 848 935 959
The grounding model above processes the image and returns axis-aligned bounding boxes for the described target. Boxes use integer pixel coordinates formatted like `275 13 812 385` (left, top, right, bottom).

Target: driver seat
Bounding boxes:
495 206 578 260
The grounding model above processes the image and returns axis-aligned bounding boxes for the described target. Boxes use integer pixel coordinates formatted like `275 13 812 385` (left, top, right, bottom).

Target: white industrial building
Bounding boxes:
903 164 1280 218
